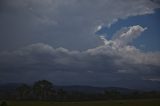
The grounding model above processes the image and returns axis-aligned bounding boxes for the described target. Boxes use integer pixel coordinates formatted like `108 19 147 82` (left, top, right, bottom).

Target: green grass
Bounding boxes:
2 99 160 106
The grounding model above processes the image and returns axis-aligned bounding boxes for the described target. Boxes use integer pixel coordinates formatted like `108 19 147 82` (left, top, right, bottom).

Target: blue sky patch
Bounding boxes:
96 9 160 52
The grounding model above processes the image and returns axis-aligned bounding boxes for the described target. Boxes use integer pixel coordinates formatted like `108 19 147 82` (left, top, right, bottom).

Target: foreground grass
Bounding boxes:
3 99 160 106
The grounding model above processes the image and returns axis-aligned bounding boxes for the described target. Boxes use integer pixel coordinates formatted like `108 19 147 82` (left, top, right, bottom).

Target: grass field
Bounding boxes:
1 99 160 106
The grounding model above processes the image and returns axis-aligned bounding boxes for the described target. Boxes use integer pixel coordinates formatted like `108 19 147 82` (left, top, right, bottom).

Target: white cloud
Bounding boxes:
120 25 147 38
87 25 160 67
112 25 147 47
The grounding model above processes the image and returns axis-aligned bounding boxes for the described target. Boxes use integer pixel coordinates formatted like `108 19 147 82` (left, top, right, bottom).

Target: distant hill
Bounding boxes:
1 83 160 100
1 82 160 95
55 86 135 94
0 83 22 91
0 83 136 94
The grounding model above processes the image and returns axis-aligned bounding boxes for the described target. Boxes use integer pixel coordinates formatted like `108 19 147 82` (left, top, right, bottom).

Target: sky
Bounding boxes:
96 8 160 52
0 0 160 90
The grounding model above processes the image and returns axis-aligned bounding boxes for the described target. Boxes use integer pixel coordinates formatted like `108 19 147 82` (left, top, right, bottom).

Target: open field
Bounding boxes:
2 99 160 106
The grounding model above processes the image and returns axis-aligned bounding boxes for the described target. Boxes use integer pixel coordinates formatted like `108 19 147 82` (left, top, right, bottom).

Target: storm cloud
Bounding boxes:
0 0 159 50
0 25 160 89
0 0 160 89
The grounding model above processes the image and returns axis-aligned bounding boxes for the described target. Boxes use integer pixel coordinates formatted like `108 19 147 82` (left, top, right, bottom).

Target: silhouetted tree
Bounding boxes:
17 84 31 100
33 80 54 100
57 89 67 100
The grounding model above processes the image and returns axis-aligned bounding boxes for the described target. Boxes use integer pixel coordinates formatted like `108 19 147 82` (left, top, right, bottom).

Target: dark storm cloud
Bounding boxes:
0 0 160 88
0 25 160 89
151 0 160 5
0 0 159 51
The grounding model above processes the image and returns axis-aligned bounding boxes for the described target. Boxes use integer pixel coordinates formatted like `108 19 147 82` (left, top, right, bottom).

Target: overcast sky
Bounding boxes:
0 0 160 90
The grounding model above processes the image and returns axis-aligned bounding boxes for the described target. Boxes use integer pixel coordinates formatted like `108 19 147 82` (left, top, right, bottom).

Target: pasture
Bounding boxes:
2 99 160 106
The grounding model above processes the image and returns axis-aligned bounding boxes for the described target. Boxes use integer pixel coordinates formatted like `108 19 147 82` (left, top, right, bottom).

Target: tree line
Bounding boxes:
0 80 160 101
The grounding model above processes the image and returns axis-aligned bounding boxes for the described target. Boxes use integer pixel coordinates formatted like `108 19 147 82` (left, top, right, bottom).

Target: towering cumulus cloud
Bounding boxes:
0 0 160 89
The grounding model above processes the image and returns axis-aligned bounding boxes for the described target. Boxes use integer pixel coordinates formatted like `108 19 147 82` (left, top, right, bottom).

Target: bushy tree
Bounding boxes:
17 84 31 100
33 80 54 100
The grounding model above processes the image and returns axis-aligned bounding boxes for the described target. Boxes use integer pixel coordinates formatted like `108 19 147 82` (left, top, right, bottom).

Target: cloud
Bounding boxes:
0 0 160 88
92 25 160 66
0 0 159 51
113 25 147 46
0 25 160 89
151 0 160 5
99 25 147 47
